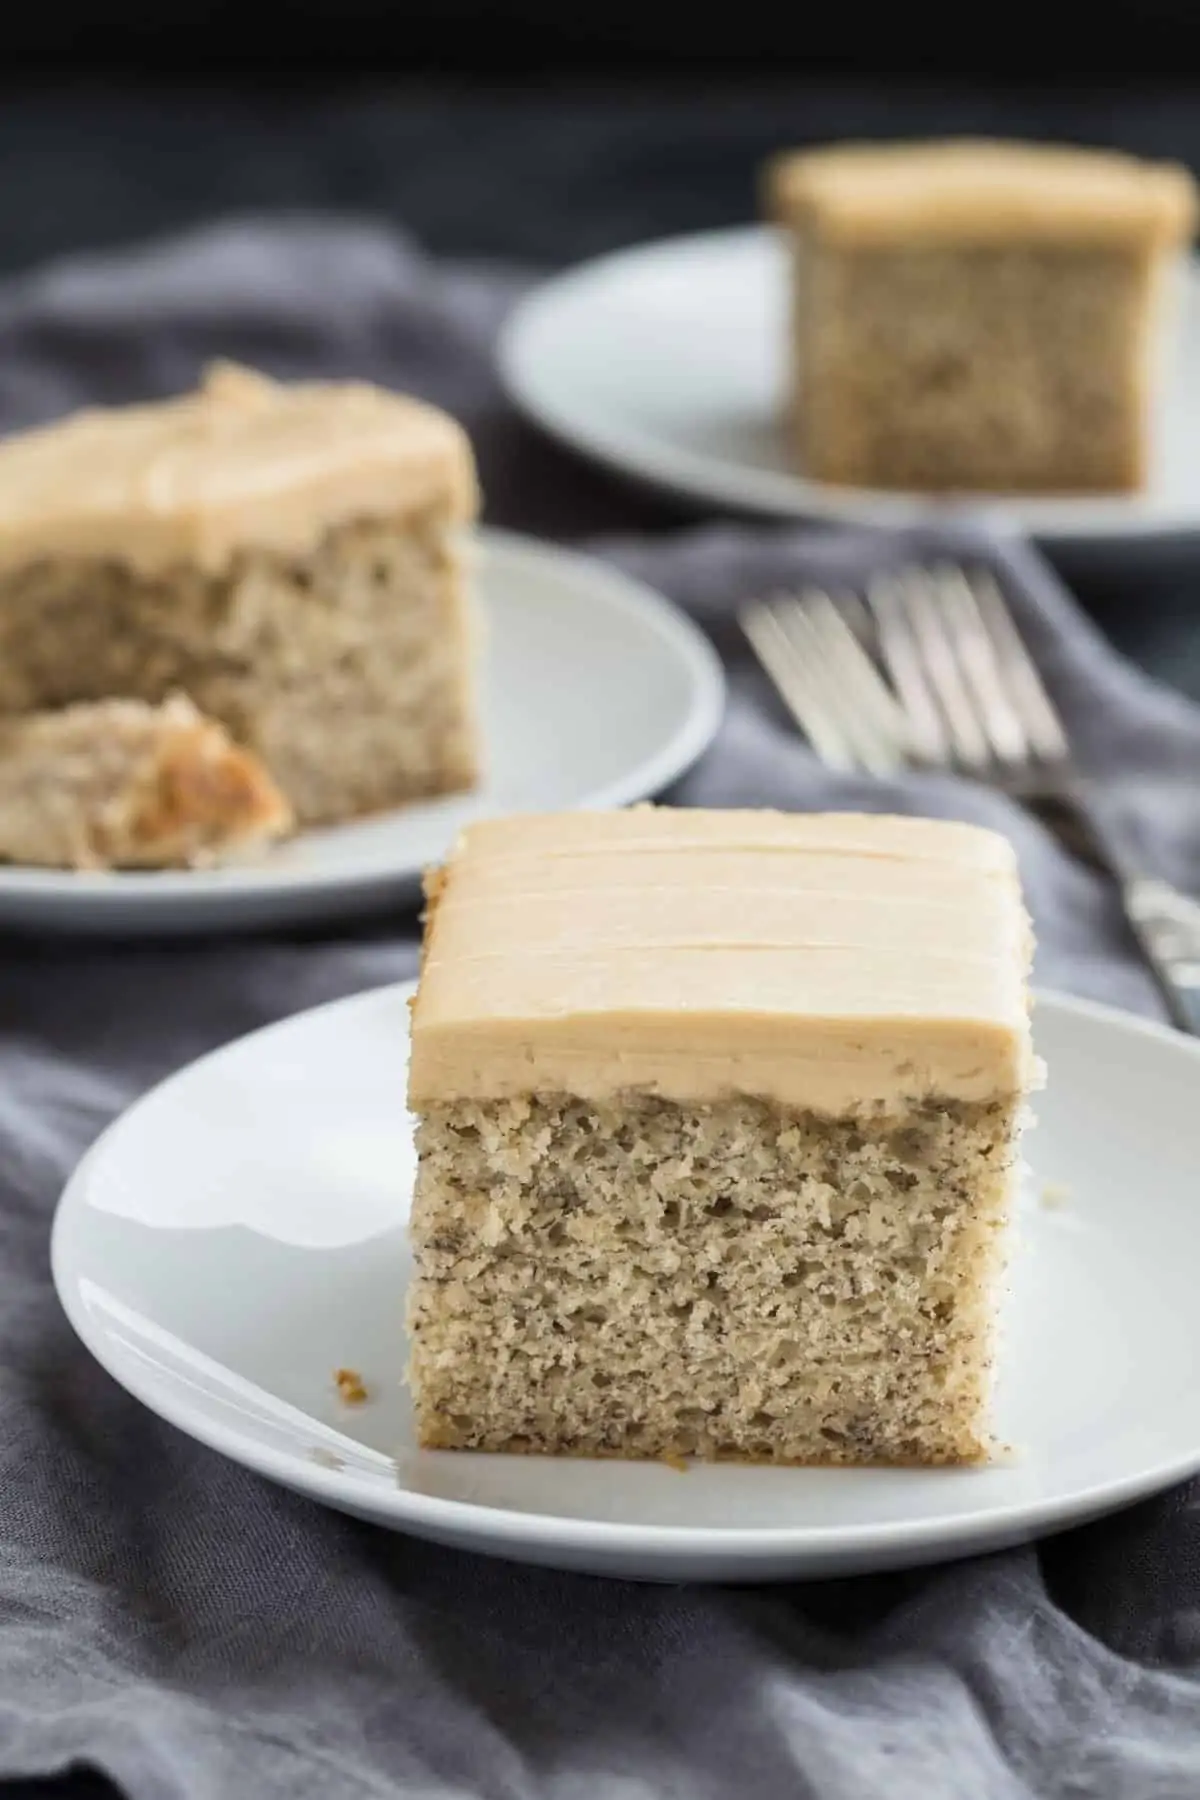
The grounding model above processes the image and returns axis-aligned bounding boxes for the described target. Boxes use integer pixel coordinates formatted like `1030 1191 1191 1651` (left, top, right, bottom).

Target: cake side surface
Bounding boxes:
408 1090 1020 1465
0 510 478 827
795 242 1157 492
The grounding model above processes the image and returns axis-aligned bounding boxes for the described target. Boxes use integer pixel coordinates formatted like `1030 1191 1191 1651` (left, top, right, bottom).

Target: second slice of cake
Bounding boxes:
408 809 1036 1467
0 362 480 827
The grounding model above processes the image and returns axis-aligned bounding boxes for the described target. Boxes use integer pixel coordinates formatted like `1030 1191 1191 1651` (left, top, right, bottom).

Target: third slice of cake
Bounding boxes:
766 140 1197 492
408 809 1035 1466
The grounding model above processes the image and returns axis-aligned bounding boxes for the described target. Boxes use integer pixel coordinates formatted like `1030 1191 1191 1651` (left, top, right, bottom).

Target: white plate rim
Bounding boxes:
499 225 1200 544
50 982 1200 1567
0 527 725 917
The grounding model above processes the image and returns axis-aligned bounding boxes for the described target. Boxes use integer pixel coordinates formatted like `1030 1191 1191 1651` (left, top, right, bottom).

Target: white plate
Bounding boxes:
500 227 1200 545
53 980 1200 1583
0 530 723 936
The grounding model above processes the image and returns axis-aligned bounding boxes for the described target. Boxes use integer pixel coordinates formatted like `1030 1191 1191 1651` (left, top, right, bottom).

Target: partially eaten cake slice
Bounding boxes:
407 808 1035 1466
0 361 480 827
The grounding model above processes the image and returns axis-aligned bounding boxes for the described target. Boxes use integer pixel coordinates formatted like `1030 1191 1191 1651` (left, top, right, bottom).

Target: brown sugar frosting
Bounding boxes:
408 809 1036 1112
0 361 478 576
767 140 1198 248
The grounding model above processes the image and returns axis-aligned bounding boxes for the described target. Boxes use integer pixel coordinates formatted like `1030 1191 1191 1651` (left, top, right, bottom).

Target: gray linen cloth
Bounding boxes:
3 218 1200 1800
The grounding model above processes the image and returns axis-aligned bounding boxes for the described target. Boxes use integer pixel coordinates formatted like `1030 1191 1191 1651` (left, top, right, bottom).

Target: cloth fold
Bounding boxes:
2 217 1200 1800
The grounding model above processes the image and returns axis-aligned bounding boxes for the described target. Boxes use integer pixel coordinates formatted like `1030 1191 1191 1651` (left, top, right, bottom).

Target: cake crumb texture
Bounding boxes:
409 1091 1018 1466
784 240 1160 491
0 513 478 827
0 693 291 869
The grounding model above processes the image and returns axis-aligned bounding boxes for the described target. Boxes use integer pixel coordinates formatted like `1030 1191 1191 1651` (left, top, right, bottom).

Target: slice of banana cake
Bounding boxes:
407 808 1036 1466
0 361 480 827
766 139 1196 492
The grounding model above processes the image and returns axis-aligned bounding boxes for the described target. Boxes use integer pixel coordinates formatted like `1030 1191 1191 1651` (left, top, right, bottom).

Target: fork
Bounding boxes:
741 564 1200 1035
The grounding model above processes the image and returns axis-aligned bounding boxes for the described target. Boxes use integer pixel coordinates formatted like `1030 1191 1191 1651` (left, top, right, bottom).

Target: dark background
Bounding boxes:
6 2 1200 75
2 0 1199 271
3 80 1200 274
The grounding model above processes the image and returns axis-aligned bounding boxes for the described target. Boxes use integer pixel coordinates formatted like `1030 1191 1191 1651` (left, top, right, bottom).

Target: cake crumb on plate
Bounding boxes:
334 1367 369 1405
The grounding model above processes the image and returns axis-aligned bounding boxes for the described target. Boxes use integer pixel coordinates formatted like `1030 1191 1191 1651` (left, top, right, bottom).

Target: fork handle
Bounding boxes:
1061 781 1200 1036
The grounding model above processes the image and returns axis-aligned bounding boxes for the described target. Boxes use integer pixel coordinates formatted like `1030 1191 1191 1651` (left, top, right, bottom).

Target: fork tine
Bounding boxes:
795 590 910 774
967 569 1070 765
836 588 874 646
740 599 858 772
866 575 952 766
894 569 992 770
928 564 1030 767
774 598 905 777
760 598 894 775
